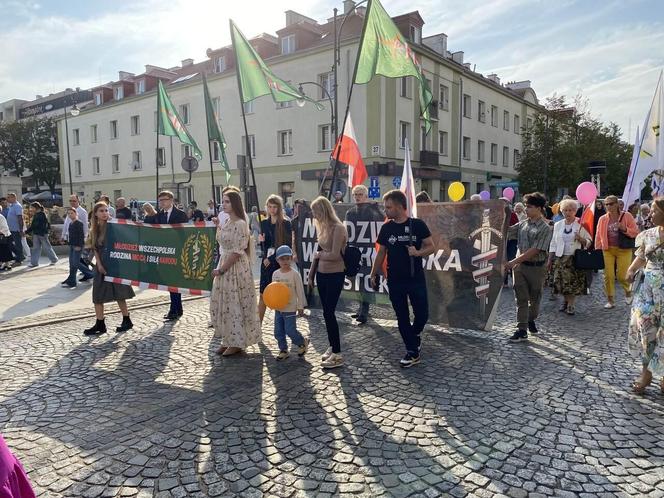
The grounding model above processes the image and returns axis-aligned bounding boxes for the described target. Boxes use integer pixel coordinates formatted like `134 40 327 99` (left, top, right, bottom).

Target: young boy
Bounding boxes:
61 208 94 289
271 245 309 360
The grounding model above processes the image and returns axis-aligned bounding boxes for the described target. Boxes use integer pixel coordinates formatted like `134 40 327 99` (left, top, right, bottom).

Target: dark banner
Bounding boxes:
103 220 217 295
294 201 509 330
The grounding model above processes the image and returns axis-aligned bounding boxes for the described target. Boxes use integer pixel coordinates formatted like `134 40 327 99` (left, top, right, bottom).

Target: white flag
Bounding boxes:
622 125 642 208
400 138 417 218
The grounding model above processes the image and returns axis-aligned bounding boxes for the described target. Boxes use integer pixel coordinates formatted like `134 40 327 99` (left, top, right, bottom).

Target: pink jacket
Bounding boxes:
595 212 638 250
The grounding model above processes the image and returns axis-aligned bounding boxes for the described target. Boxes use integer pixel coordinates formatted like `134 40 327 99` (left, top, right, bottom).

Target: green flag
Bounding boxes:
230 20 323 109
202 76 231 183
157 80 202 160
354 0 433 134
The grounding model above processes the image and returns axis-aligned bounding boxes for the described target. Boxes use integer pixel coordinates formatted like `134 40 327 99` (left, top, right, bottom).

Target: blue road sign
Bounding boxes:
370 176 379 188
392 176 401 188
368 186 381 199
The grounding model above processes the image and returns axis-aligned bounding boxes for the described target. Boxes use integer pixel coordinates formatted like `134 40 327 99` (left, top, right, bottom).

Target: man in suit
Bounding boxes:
157 190 189 320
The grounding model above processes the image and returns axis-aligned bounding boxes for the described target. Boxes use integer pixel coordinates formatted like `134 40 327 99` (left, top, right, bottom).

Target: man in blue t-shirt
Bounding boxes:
370 189 435 368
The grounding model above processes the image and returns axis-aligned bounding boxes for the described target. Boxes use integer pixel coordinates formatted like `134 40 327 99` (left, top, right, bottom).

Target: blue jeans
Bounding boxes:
388 278 429 355
10 232 23 262
274 311 304 351
30 234 58 266
65 246 94 285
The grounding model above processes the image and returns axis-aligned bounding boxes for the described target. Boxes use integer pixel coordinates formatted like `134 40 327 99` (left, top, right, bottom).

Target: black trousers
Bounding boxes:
317 272 345 353
388 278 429 355
169 292 183 315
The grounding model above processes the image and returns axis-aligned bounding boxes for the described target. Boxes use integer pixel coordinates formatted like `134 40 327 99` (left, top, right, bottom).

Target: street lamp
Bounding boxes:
62 98 79 195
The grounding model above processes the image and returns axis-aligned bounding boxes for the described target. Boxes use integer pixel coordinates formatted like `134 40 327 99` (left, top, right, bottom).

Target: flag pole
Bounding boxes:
202 75 218 216
325 0 372 200
156 88 161 200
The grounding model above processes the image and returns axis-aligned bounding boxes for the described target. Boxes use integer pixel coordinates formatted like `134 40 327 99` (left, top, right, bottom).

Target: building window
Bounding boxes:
399 121 410 149
132 151 142 170
278 130 293 156
463 94 471 118
400 77 412 98
502 146 509 167
90 125 97 143
281 34 296 54
242 135 256 158
75 159 81 176
503 110 510 131
157 147 166 168
420 126 429 151
319 124 333 151
73 129 80 146
514 149 520 167
179 104 190 124
478 100 486 123
514 114 520 134
182 144 192 159
409 25 421 44
462 136 471 160
276 101 293 109
212 141 222 161
130 115 140 135
110 120 118 139
135 79 145 95
243 101 254 114
112 154 119 173
92 157 100 175
527 117 533 130
214 56 226 73
114 86 123 100
94 93 102 106
439 85 449 111
491 105 498 127
490 143 498 165
438 131 448 156
318 72 336 99
477 140 485 162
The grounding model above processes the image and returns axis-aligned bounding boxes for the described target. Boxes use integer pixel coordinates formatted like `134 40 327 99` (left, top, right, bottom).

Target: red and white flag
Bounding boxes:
333 113 367 188
400 138 417 218
579 201 595 239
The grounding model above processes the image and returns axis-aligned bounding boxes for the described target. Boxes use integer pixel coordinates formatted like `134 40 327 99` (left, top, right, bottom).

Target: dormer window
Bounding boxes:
94 93 102 106
281 34 296 54
214 56 226 73
135 79 145 94
114 86 124 100
409 25 421 44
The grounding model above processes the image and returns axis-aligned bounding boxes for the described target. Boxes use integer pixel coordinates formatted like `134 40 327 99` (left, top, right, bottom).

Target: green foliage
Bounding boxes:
0 119 33 176
516 95 633 200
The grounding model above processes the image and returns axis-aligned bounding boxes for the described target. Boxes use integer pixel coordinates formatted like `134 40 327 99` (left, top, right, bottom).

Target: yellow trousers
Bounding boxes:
602 247 632 298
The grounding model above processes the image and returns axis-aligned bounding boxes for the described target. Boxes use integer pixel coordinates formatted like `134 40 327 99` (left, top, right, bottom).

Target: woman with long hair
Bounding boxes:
627 198 664 394
308 196 347 369
258 194 292 323
83 202 135 336
142 202 157 223
595 194 639 308
26 202 58 267
209 189 261 356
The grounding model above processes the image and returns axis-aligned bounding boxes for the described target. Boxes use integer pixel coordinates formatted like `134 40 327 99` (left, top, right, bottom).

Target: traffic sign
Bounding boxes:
392 176 401 188
370 176 379 188
368 186 381 199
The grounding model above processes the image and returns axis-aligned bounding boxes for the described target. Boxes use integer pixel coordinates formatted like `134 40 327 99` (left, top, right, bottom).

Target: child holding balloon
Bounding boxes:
267 245 309 360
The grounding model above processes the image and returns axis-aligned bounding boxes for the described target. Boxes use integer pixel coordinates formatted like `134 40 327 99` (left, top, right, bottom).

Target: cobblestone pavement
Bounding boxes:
1 281 664 497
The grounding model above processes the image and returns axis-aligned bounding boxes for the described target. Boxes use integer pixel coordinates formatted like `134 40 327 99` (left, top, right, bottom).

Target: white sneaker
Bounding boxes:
604 302 615 309
321 346 333 361
321 353 343 369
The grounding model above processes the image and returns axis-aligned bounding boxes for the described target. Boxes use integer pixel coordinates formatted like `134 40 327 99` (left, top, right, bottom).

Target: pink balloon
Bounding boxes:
502 187 515 201
479 190 490 201
576 182 598 205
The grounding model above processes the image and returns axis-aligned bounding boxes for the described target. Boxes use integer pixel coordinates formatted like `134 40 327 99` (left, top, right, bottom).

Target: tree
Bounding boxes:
28 118 61 193
0 120 32 177
516 95 633 200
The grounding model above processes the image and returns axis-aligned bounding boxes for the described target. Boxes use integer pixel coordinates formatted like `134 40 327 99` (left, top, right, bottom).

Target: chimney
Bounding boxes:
181 58 194 67
451 51 464 64
35 95 43 99
343 0 356 14
487 73 501 85
463 63 471 70
423 33 447 57
118 71 134 81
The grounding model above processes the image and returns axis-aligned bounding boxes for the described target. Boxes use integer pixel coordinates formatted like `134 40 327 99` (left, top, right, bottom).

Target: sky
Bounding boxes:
1 0 662 141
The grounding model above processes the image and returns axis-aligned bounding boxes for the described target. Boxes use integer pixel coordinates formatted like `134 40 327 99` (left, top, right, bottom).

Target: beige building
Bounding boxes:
56 2 541 208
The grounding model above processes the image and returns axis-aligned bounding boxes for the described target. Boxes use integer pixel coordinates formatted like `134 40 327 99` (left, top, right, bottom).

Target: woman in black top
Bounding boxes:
258 194 292 324
26 202 58 267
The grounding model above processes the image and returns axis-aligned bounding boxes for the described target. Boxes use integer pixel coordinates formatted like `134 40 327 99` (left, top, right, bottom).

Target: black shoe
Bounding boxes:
509 329 528 342
400 353 421 368
528 321 538 334
84 319 107 336
79 275 94 282
116 315 133 332
350 313 359 319
163 312 182 321
355 315 368 324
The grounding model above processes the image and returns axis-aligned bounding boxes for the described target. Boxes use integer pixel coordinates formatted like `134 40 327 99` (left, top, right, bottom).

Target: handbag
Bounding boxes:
618 213 636 249
573 248 605 270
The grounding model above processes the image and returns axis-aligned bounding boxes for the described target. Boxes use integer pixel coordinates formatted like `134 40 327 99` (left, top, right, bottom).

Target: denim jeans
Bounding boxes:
388 278 429 355
274 311 304 351
65 246 94 285
316 271 345 353
30 234 58 266
10 232 23 262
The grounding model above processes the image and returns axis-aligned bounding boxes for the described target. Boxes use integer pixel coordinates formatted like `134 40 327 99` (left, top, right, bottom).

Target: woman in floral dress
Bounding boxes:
209 189 261 356
627 198 664 394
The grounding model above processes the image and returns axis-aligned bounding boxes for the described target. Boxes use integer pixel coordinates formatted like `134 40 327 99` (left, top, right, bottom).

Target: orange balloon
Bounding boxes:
263 282 290 310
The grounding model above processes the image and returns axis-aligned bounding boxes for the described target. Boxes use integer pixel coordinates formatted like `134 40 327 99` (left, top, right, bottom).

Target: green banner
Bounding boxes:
103 220 217 293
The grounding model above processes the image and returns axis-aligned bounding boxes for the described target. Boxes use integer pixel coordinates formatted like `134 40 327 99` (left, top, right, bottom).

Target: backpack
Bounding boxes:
342 245 362 277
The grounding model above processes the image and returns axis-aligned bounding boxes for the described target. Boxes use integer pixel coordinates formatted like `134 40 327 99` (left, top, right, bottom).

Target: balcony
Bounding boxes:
420 150 439 166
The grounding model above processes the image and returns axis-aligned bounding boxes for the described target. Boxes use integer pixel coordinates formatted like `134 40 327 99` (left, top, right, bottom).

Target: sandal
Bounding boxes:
566 305 575 315
216 345 228 355
222 347 242 356
632 372 653 394
559 303 568 312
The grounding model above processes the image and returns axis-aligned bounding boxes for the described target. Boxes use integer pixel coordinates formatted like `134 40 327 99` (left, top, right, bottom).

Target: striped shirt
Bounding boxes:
515 217 553 262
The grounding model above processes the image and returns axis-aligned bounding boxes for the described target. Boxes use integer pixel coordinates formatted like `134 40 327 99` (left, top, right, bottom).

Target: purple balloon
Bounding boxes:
502 187 515 201
479 190 490 201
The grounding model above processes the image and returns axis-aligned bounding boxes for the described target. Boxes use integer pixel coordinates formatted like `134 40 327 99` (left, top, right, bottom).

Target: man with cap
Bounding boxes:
504 192 553 342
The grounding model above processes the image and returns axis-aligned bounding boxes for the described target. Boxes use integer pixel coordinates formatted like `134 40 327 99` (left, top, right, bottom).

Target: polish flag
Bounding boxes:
333 114 367 188
579 201 595 239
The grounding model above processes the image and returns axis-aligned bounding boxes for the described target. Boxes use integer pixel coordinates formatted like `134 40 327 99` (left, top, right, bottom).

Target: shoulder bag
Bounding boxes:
618 213 636 249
